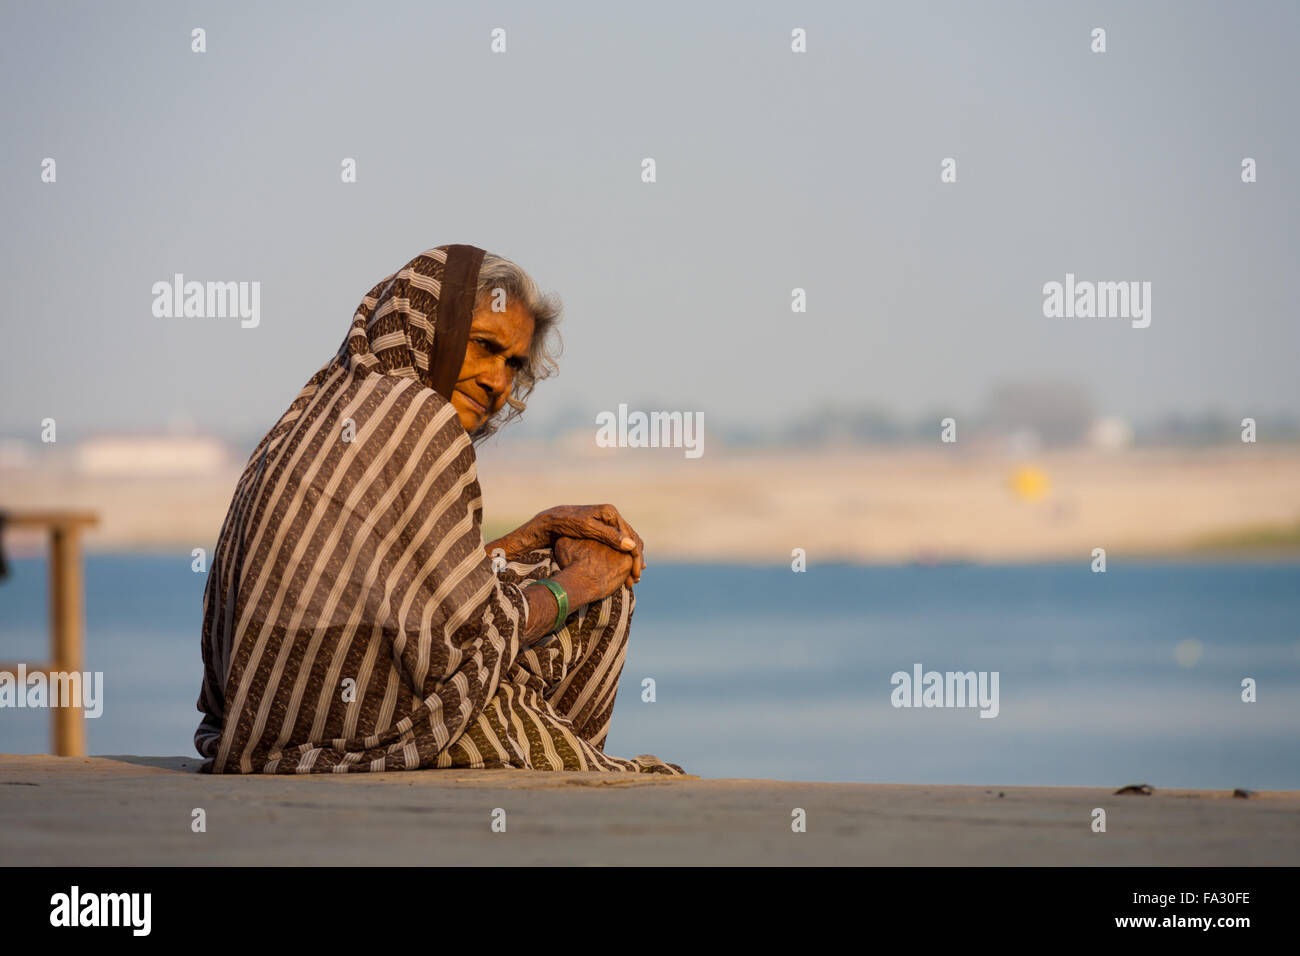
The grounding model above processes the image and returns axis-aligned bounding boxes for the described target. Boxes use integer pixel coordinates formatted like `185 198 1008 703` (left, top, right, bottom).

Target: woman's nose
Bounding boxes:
479 363 508 399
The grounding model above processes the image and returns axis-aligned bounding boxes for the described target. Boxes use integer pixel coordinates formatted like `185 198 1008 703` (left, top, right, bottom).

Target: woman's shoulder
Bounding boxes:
237 357 472 482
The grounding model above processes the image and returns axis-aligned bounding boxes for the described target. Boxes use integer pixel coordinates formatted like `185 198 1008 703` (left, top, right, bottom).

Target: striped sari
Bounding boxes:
194 245 685 776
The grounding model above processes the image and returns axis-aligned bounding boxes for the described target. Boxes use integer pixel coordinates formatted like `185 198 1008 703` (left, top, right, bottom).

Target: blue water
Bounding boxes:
1 555 1297 787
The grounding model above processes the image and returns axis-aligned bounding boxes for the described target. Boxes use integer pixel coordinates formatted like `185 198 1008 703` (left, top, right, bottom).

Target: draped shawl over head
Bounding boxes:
195 245 535 773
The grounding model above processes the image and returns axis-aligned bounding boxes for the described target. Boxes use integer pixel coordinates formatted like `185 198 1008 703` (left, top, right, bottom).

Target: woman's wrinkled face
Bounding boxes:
450 298 534 433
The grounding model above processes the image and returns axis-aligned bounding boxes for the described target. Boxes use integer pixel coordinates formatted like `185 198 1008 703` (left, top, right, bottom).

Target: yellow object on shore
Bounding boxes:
1010 465 1050 501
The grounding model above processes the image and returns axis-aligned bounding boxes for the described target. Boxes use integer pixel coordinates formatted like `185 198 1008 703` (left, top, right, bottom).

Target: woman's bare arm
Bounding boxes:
516 546 634 645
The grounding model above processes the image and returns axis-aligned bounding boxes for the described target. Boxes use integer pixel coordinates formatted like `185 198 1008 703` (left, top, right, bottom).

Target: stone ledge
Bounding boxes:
2 755 1297 866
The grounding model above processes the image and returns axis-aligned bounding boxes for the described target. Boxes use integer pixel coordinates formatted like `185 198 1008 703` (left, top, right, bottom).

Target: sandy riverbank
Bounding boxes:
1 755 1296 865
2 446 1298 563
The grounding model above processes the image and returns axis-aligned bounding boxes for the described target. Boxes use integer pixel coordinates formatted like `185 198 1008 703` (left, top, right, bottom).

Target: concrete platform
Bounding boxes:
2 755 1297 865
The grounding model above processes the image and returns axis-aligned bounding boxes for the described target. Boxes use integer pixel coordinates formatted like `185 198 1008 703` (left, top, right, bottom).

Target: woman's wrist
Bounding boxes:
521 581 559 642
521 570 583 642
533 578 569 631
549 567 590 608
505 533 590 644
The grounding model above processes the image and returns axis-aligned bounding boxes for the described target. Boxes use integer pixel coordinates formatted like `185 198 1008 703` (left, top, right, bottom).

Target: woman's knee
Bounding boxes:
602 580 636 625
572 579 635 631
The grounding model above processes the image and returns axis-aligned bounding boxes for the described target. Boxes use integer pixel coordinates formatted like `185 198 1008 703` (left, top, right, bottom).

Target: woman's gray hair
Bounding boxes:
467 252 563 444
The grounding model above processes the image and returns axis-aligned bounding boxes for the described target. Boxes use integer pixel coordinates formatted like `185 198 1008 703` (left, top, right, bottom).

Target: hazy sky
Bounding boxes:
2 0 1297 442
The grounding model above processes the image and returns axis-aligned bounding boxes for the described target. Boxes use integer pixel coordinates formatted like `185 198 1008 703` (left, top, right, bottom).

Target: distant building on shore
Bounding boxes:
1087 416 1135 450
75 435 231 478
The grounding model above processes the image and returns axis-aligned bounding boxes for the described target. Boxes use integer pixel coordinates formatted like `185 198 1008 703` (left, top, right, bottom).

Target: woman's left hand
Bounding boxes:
503 505 645 585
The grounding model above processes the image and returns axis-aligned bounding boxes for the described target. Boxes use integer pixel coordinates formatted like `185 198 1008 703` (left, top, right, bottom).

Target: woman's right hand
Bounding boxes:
552 536 634 607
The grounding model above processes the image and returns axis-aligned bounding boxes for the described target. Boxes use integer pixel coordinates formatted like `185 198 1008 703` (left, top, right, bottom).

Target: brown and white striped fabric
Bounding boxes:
450 546 683 773
194 245 685 775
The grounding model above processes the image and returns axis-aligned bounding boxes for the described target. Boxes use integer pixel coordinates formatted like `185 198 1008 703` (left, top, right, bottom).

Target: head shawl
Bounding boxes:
338 244 485 399
194 244 535 773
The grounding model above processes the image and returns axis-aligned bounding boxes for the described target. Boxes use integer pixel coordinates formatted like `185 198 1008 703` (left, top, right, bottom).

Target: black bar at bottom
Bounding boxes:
5 866 1289 941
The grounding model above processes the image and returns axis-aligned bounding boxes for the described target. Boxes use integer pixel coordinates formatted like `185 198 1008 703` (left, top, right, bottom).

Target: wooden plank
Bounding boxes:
1 510 99 530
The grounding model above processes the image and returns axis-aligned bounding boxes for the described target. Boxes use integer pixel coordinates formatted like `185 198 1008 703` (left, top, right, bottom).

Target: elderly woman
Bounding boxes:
195 245 685 775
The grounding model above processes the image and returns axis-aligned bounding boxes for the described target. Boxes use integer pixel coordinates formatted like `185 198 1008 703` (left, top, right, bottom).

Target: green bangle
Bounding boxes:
533 578 569 634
